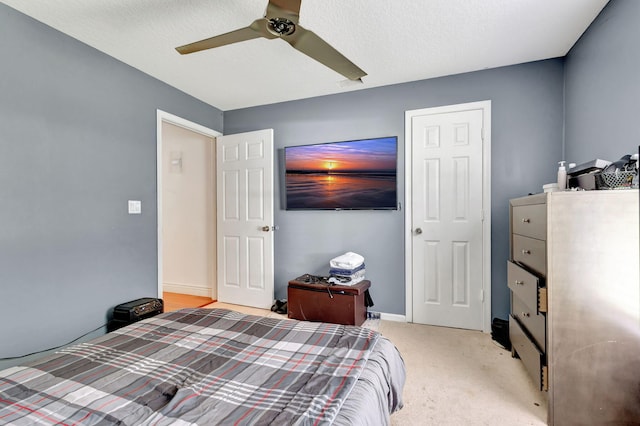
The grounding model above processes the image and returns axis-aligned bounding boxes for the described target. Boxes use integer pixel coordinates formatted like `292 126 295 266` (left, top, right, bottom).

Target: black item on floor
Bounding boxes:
271 299 288 314
364 289 374 308
491 317 511 350
108 298 164 332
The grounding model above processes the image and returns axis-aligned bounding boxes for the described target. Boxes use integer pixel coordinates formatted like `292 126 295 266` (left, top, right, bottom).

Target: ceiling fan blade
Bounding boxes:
265 0 302 22
176 19 276 55
285 25 366 81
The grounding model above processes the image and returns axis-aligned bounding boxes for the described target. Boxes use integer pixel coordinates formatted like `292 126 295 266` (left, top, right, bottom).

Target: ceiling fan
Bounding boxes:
175 0 366 81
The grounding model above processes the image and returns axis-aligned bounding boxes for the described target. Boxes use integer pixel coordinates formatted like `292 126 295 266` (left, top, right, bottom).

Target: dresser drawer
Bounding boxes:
510 315 547 391
511 294 546 352
512 234 546 277
512 204 547 240
507 261 546 313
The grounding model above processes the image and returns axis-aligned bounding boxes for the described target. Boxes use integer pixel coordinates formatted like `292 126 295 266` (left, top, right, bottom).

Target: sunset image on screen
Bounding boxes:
285 137 397 210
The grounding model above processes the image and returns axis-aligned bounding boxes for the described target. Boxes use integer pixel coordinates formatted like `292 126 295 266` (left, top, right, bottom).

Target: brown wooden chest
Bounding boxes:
287 279 370 326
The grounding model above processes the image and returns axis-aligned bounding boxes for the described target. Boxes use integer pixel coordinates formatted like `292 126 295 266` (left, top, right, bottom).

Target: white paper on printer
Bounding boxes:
329 252 365 269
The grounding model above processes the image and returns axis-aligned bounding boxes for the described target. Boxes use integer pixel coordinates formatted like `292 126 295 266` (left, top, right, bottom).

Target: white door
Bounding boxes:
217 129 274 309
408 102 490 330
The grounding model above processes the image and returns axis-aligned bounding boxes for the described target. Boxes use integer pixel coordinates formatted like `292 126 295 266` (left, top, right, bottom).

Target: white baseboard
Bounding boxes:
163 282 211 298
379 312 406 322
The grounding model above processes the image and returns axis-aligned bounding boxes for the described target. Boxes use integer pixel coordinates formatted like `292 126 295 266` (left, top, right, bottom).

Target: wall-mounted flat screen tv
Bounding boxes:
285 136 398 210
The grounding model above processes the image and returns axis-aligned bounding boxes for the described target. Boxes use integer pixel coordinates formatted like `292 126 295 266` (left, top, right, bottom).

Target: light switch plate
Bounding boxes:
128 200 142 214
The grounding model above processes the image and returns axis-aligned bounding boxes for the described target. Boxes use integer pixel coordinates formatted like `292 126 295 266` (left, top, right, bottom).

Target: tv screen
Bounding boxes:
285 136 398 210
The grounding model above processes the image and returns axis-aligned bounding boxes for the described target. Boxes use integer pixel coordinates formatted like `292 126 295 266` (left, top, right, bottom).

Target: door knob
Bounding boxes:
261 226 270 232
415 228 423 235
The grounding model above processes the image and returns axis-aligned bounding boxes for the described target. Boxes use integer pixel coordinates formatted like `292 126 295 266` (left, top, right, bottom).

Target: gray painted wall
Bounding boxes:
225 60 565 319
564 0 640 163
0 5 223 369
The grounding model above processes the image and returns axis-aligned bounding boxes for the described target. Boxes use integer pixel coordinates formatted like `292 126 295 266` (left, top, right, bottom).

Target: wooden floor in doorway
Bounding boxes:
162 292 214 313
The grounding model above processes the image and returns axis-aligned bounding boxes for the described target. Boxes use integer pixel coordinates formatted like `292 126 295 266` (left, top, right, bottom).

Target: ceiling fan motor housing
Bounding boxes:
268 18 296 36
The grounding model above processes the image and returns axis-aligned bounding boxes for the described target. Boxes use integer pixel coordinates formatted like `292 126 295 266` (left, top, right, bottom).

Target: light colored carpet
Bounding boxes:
380 320 546 425
204 302 547 425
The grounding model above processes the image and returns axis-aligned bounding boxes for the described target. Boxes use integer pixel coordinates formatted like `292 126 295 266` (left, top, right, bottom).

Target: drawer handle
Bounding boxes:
521 249 531 255
521 218 531 223
514 280 524 286
521 312 531 318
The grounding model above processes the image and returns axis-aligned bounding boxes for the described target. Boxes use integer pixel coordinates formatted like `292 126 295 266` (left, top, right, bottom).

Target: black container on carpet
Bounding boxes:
491 317 511 350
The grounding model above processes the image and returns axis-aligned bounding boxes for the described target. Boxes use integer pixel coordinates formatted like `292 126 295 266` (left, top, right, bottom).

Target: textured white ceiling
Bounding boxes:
2 0 609 111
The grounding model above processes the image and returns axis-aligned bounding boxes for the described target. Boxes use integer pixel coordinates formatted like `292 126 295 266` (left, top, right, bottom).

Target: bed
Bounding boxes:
0 308 405 425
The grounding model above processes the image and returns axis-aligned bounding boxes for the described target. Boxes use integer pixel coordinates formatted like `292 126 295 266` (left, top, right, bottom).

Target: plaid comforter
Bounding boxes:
0 308 380 425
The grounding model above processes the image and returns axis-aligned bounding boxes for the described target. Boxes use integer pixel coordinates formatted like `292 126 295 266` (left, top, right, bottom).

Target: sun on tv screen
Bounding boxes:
285 136 398 210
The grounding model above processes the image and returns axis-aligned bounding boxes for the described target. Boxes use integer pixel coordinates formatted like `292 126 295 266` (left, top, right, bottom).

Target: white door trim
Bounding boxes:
404 100 492 332
156 110 222 299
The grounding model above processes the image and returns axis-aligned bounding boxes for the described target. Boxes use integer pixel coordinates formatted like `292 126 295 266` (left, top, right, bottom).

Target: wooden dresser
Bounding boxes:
508 190 639 425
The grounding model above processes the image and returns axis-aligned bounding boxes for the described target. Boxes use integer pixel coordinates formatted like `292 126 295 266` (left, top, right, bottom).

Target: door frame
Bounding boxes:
156 110 222 299
404 100 492 332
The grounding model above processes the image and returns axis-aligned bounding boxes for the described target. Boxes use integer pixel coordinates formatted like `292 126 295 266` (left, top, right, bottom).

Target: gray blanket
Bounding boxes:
0 308 404 425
